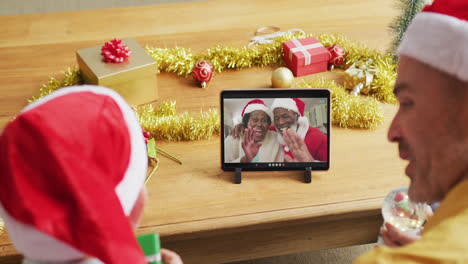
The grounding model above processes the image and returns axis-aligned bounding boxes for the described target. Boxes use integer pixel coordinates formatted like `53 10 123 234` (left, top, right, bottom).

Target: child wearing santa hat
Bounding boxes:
0 85 182 264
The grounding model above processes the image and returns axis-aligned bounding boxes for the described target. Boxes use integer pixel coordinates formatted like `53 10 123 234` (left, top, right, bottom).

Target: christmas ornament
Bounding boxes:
271 67 294 88
143 131 151 142
192 61 214 88
344 59 378 96
327 44 345 69
101 39 132 63
382 187 428 233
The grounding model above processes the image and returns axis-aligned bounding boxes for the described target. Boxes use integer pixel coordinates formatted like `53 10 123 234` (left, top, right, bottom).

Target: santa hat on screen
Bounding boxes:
271 98 309 140
0 85 147 263
397 0 468 82
241 99 273 120
235 99 273 125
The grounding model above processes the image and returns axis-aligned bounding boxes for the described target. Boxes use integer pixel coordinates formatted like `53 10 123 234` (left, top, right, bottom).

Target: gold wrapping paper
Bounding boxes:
343 59 377 96
76 38 158 105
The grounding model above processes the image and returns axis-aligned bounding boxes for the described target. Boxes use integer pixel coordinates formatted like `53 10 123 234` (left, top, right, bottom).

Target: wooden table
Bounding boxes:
0 0 406 263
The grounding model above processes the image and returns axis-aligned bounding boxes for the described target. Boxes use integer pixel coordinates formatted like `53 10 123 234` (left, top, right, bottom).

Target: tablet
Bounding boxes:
221 89 330 172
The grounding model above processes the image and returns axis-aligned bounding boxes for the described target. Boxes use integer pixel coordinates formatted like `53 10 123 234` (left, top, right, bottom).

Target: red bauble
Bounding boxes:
327 44 345 68
192 61 214 88
143 131 151 139
101 39 131 63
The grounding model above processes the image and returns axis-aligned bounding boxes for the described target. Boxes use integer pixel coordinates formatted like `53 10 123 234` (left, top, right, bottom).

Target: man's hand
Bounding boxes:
380 222 421 247
229 123 245 139
283 129 314 162
241 127 262 162
380 205 433 247
161 248 183 264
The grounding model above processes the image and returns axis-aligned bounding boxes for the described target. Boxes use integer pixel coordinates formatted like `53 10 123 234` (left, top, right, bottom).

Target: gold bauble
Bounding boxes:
271 67 294 88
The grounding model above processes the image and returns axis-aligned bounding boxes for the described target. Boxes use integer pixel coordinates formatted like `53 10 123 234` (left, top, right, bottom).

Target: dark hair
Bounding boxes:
242 111 271 127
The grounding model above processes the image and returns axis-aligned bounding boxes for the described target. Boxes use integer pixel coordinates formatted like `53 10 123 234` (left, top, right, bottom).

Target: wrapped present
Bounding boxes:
137 233 162 264
76 38 158 105
343 59 377 96
283 37 330 77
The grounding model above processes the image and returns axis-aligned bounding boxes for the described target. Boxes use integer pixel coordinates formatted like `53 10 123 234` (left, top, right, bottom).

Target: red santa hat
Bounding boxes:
397 0 468 82
241 99 273 120
0 85 147 263
233 99 273 126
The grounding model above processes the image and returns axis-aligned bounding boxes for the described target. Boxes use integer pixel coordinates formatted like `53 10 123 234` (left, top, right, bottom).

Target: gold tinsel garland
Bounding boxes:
135 101 220 141
28 69 220 140
316 34 397 104
30 32 395 133
146 32 397 104
30 67 84 103
297 79 383 129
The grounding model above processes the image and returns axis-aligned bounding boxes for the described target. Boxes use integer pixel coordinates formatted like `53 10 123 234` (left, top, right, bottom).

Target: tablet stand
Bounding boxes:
235 168 242 184
305 167 312 183
234 167 311 183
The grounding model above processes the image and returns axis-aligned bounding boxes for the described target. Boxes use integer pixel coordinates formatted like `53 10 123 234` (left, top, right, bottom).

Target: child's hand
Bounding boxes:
161 248 183 264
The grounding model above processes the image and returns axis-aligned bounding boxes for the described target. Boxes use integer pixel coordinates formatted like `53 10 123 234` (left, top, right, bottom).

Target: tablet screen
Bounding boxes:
221 89 330 171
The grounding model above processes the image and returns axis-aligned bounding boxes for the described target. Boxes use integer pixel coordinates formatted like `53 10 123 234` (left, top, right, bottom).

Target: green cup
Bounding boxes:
137 233 162 264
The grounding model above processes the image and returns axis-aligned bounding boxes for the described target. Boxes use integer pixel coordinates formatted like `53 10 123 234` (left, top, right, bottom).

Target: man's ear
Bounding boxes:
128 185 148 230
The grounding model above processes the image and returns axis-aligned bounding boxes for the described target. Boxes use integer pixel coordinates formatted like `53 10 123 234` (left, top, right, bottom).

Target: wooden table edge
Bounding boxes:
137 196 385 241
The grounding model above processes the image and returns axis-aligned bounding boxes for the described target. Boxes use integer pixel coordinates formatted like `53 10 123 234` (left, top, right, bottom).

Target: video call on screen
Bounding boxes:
223 97 329 164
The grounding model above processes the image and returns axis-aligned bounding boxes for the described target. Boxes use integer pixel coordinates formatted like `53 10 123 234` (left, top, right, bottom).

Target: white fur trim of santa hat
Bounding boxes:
234 99 273 125
397 12 468 82
242 103 273 120
271 98 303 116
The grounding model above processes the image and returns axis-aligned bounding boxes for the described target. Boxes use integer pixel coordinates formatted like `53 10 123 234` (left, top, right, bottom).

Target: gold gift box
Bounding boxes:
343 60 376 95
76 38 158 105
344 68 372 95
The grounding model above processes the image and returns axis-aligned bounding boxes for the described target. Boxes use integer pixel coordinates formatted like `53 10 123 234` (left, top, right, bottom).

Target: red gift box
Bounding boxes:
283 37 330 77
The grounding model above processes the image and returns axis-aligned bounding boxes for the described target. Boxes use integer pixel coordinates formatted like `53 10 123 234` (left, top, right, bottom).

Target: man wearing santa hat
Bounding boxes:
355 0 468 262
271 98 328 162
0 85 182 264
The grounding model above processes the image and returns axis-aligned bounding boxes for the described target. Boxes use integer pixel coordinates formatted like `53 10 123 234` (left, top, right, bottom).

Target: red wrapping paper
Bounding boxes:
283 37 330 77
